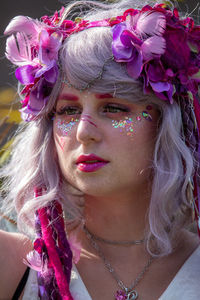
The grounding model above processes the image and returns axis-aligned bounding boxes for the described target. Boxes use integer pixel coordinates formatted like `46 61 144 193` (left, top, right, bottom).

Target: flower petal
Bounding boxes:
38 30 62 65
163 27 190 71
5 33 33 66
127 51 143 79
112 24 133 61
35 61 55 78
15 65 37 84
125 13 139 32
4 15 39 36
142 36 166 60
136 11 166 37
121 30 142 47
44 65 58 83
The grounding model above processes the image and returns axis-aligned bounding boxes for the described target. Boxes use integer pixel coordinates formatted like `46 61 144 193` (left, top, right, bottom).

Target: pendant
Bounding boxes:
115 289 138 300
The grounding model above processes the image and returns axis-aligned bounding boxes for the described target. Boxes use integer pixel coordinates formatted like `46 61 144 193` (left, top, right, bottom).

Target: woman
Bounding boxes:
0 0 200 299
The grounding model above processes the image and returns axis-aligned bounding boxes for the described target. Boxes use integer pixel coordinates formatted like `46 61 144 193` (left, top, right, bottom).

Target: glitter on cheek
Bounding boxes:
112 117 135 138
56 118 79 136
111 110 153 137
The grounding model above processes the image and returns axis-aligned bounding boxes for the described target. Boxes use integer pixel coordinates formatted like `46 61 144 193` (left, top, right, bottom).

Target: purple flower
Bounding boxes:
15 65 37 85
143 60 174 102
112 10 166 79
20 77 53 121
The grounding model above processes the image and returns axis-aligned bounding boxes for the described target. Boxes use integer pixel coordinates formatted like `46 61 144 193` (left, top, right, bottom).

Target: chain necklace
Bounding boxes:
83 226 144 246
84 227 154 300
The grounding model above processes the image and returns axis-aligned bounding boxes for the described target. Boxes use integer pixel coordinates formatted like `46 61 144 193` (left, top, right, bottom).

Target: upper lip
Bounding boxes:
76 154 109 164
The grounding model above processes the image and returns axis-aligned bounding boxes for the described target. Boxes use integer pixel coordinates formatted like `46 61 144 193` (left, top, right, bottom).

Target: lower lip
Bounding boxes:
76 162 109 172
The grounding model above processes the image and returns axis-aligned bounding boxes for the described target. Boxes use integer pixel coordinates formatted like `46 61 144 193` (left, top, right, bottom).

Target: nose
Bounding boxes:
76 114 102 145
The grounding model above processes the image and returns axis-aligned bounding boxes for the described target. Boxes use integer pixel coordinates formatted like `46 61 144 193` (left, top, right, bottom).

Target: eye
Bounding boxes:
56 106 82 116
102 104 130 114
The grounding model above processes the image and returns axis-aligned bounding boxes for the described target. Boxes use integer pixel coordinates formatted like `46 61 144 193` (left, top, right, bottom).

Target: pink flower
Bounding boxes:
24 250 48 273
35 30 63 78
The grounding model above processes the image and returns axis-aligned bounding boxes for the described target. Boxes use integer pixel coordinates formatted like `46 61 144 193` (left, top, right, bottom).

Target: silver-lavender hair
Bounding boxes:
0 0 195 255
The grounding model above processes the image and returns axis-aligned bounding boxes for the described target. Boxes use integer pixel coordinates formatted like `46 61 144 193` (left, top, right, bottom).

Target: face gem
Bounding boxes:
136 116 142 121
142 111 152 121
146 105 153 111
56 118 79 135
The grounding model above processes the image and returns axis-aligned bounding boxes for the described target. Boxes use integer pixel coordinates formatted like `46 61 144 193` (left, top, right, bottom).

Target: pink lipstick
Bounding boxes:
76 154 109 172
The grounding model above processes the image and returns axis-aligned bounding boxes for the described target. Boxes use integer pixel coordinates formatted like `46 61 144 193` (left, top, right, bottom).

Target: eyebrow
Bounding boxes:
58 92 113 102
58 93 79 101
95 93 113 99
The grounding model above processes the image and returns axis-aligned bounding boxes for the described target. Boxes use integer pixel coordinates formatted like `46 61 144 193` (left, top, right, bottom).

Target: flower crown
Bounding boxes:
4 3 200 123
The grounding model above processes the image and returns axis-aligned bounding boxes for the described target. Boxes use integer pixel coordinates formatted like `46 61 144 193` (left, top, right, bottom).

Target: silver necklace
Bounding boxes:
84 226 144 246
84 227 154 300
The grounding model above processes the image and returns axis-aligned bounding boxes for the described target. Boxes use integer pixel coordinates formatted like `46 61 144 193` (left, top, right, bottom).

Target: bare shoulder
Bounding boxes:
0 230 33 299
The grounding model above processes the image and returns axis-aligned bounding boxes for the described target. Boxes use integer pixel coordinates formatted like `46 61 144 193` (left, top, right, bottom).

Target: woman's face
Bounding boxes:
53 86 159 197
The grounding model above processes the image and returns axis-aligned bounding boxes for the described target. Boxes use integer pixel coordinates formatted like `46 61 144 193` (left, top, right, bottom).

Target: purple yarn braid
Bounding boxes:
34 200 73 299
51 201 73 283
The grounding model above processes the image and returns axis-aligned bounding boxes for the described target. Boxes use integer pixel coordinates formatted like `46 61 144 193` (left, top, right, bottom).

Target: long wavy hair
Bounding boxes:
0 0 195 258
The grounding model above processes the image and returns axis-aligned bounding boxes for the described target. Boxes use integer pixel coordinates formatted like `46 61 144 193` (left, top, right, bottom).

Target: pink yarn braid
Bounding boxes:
36 188 73 300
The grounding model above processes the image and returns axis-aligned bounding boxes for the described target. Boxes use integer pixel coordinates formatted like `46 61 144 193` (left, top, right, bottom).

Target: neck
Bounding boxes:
83 188 150 242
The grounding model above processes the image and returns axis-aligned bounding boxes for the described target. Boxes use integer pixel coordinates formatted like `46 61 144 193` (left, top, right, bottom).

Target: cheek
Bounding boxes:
55 117 79 136
111 109 153 139
53 117 79 151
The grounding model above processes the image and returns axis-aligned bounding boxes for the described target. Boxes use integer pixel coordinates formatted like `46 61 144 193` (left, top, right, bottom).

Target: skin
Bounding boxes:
54 86 158 203
53 86 199 300
0 230 32 299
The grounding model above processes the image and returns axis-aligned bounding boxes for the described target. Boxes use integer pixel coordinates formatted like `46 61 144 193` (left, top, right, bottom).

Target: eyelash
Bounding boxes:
56 104 130 116
57 106 81 115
